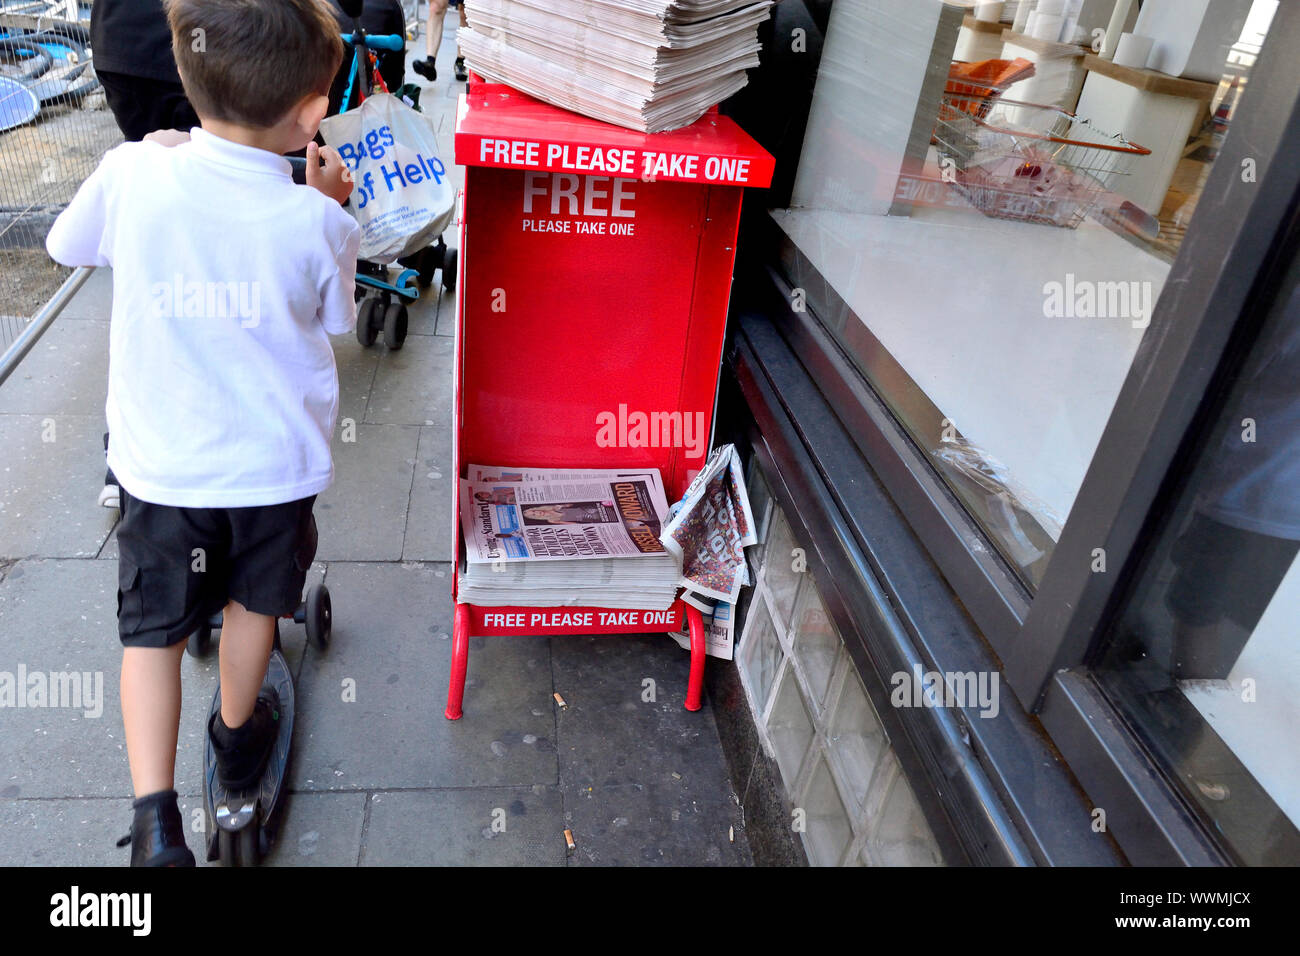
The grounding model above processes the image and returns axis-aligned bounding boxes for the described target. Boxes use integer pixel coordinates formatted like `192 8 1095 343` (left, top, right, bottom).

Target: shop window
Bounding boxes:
761 0 1278 588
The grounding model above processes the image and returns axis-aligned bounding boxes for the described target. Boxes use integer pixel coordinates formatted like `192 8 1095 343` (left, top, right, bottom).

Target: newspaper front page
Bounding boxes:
460 474 671 564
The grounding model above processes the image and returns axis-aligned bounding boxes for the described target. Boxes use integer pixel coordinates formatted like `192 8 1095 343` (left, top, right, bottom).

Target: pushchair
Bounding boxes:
321 0 457 350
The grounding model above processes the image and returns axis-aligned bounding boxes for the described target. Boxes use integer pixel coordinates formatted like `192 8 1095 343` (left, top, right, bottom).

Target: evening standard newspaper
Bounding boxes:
459 473 672 563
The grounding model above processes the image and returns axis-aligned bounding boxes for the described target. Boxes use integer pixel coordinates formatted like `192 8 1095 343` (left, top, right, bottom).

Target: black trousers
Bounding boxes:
97 70 199 142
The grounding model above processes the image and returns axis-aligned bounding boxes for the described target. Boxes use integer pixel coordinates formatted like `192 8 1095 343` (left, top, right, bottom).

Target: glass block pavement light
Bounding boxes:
735 459 944 866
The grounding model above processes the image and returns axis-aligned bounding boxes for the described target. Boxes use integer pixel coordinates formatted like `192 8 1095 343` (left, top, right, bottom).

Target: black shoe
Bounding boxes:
454 56 468 82
412 56 436 81
126 790 195 867
209 687 281 791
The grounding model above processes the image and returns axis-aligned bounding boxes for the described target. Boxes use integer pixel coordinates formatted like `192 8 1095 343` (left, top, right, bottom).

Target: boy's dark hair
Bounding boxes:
165 0 343 129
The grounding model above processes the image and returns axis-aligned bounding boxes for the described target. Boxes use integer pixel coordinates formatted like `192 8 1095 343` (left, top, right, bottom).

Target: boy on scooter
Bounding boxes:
46 0 359 865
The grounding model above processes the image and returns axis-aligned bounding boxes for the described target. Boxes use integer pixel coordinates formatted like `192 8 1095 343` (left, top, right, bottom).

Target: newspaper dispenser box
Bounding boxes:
448 81 773 719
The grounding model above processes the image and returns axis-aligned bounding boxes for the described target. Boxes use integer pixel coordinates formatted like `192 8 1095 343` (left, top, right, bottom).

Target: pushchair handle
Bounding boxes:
341 31 404 51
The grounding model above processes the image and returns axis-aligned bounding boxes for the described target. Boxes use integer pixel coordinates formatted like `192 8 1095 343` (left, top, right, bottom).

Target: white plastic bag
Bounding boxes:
320 92 455 262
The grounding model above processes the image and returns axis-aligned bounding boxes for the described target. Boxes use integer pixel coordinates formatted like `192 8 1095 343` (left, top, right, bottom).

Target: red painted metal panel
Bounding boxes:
468 602 684 636
455 84 775 188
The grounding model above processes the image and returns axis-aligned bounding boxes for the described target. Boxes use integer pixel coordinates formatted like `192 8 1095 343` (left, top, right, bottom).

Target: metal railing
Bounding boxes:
0 263 89 386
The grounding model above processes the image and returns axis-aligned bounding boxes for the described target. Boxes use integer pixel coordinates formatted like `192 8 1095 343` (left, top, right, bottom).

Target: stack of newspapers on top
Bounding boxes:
459 0 773 133
457 464 680 609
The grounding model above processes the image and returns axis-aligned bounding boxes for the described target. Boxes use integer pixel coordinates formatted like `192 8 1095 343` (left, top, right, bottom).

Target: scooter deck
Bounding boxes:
203 647 295 863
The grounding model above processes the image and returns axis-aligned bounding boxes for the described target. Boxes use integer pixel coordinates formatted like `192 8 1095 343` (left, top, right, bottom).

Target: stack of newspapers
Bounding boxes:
459 0 773 132
457 465 680 609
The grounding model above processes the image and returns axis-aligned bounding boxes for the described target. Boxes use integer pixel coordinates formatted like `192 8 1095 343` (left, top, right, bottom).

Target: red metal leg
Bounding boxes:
685 604 705 712
445 603 471 720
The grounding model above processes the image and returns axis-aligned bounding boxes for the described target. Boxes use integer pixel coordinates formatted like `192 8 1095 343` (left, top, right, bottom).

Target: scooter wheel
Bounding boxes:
305 584 331 649
383 302 408 350
219 823 261 866
441 247 457 293
187 625 213 658
356 298 380 347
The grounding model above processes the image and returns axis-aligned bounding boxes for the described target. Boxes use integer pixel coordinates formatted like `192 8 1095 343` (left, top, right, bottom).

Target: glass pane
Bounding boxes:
769 664 816 787
745 454 774 546
828 666 889 815
755 0 1280 587
802 756 855 867
790 577 842 711
865 755 944 866
1095 249 1300 865
740 594 782 713
763 509 801 628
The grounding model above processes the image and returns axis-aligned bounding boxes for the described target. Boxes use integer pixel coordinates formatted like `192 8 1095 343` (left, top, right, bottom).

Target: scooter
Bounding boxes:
189 584 332 865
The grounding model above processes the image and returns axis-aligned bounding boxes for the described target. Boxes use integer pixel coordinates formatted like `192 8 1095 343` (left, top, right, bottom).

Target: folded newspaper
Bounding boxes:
461 0 773 133
660 442 757 605
457 465 679 609
636 445 758 659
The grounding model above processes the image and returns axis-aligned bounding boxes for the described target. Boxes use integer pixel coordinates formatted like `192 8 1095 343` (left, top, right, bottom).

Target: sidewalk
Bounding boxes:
0 25 751 867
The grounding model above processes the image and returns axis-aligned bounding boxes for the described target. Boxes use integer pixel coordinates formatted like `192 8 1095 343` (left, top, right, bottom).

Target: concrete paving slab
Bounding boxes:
433 288 456 337
360 786 565 865
261 790 367 866
0 796 161 865
564 780 751 866
0 558 138 799
551 634 727 789
97 523 118 560
315 423 419 561
0 320 109 415
0 558 309 801
365 333 453 426
57 267 113 321
289 562 557 791
402 425 454 562
405 287 439 336
0 415 116 559
332 333 380 425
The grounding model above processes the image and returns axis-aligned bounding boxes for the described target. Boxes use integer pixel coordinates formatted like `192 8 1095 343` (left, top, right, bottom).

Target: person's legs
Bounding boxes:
455 2 468 81
120 642 188 796
115 490 223 863
413 0 449 80
427 0 449 59
208 496 316 788
216 599 275 729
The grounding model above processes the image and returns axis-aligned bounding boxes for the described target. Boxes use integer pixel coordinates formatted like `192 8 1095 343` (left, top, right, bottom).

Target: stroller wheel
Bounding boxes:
441 247 457 293
356 298 380 347
383 303 408 350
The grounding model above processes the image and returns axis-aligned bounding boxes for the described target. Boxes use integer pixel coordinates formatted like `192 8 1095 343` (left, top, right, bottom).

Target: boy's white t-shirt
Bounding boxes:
46 128 361 508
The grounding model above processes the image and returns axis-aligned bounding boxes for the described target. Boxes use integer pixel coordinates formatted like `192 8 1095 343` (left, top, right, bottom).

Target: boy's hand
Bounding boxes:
143 129 191 147
306 142 353 205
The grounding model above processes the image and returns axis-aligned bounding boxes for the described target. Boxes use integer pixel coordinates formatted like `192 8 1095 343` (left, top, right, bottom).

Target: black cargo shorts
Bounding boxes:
116 488 319 648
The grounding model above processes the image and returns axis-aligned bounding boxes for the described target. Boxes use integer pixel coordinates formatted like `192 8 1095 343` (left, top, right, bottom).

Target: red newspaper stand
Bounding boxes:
447 82 773 720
